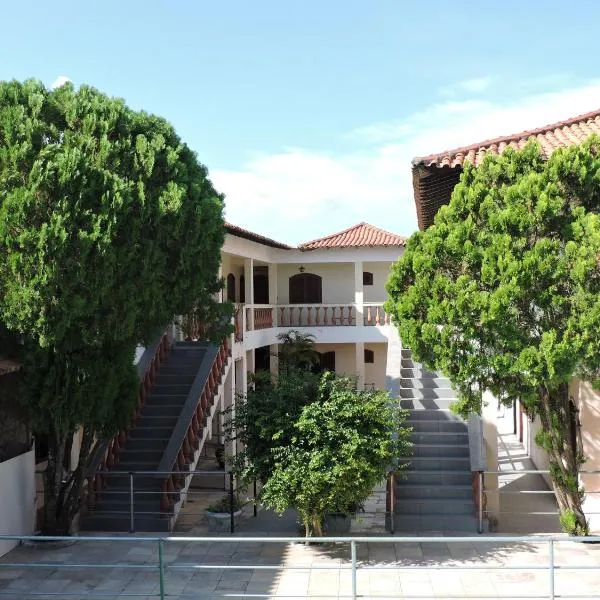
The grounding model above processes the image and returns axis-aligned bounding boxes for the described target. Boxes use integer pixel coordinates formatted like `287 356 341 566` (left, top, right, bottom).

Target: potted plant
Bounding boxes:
324 502 364 534
205 494 243 532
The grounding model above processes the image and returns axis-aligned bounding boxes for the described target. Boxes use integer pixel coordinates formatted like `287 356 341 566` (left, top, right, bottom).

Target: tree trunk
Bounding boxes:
41 426 94 535
536 383 588 535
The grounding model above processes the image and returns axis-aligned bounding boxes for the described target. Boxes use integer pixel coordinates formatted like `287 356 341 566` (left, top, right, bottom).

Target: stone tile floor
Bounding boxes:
1 533 600 598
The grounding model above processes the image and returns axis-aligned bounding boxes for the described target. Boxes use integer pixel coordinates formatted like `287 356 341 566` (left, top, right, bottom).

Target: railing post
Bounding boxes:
129 472 135 533
229 471 235 534
548 539 555 600
253 478 258 517
351 540 357 600
158 538 165 600
478 471 484 534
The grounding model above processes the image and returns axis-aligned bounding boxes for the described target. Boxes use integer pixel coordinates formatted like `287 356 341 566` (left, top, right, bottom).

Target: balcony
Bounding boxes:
239 302 390 333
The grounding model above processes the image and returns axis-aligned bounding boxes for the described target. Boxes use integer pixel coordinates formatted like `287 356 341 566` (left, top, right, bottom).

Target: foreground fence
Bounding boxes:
1 534 600 599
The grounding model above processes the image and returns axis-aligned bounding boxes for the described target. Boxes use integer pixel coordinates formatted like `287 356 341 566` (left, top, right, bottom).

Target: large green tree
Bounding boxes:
385 137 600 535
0 79 225 533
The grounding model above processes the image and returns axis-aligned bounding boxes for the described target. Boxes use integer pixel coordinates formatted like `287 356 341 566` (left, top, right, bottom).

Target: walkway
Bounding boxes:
1 534 600 599
496 409 561 534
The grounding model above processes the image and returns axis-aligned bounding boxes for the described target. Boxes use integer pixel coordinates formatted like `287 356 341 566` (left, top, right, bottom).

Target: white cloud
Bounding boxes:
51 75 71 89
212 79 600 246
440 76 493 97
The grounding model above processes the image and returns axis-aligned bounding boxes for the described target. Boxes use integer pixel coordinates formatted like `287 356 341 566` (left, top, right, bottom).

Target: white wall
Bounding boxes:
314 343 357 379
276 263 355 304
0 449 35 557
363 262 394 303
364 343 387 389
574 380 600 533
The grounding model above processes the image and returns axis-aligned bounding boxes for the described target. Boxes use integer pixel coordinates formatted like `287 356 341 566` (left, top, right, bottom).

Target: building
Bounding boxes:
410 107 600 532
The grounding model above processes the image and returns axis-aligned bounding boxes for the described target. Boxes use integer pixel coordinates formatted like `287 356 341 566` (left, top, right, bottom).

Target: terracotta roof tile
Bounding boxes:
299 222 407 250
225 222 292 249
413 108 600 169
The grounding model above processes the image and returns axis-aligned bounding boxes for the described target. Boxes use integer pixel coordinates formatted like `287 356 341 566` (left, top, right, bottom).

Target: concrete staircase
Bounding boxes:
393 348 478 532
82 342 214 532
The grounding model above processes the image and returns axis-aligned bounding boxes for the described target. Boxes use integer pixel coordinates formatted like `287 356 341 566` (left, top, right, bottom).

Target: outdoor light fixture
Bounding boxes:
298 265 305 273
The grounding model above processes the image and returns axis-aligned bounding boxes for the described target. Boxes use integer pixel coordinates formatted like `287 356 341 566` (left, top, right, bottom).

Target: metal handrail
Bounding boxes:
1 534 600 600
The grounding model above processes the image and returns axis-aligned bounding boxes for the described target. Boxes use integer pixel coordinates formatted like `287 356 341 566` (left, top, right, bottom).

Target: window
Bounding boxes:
226 273 236 302
364 349 375 363
363 272 374 286
289 273 322 304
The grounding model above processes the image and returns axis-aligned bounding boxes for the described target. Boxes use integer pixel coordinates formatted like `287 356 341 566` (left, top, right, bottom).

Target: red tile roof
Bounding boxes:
413 108 600 169
299 222 407 250
225 222 292 249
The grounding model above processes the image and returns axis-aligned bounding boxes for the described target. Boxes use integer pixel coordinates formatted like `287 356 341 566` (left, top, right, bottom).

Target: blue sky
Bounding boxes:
2 1 600 244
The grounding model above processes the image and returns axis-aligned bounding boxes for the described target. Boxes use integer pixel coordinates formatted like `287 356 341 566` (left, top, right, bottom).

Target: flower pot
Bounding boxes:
324 513 351 534
205 510 242 532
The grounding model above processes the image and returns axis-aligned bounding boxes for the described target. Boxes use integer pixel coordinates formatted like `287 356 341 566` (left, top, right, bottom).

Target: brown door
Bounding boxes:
289 273 322 304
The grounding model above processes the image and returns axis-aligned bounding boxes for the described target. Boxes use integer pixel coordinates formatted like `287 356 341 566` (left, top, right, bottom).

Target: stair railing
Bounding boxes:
85 326 173 511
157 336 231 513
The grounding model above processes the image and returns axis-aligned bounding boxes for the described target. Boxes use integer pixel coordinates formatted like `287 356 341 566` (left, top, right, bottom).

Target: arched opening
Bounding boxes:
226 273 236 302
289 272 322 304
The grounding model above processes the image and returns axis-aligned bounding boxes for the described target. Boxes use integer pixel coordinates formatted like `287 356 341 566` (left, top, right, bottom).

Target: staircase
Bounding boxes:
82 338 230 532
392 348 478 532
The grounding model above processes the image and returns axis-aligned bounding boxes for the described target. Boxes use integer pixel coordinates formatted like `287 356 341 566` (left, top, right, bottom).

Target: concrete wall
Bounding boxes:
364 343 387 389
0 448 35 557
363 261 393 303
573 380 600 533
314 343 357 379
276 263 355 304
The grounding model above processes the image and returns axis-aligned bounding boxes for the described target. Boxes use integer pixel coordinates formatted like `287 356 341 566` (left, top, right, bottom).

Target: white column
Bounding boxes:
354 261 364 327
268 263 278 326
244 258 254 330
270 344 279 376
482 390 499 528
355 342 365 391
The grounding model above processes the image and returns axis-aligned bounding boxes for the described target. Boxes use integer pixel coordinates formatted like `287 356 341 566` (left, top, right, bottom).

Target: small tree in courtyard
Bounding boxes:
0 79 225 533
385 137 600 535
261 373 410 537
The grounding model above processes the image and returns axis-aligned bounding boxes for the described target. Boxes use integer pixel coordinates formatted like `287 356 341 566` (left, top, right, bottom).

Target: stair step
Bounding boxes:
118 448 164 462
408 420 468 433
152 384 193 395
400 388 457 399
395 484 472 500
405 409 463 421
400 399 455 410
400 368 440 378
411 432 468 445
129 426 173 439
400 378 451 388
123 438 170 451
388 514 479 533
411 444 469 458
401 471 472 486
144 393 189 404
133 415 179 428
139 404 186 417
394 498 473 515
401 457 471 471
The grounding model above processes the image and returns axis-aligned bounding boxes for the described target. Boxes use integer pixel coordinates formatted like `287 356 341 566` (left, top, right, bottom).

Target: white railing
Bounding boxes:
278 304 356 327
363 303 391 326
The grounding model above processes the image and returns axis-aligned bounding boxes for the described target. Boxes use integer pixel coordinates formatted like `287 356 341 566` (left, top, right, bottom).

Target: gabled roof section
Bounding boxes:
299 222 407 250
225 223 292 250
412 108 600 230
413 108 600 169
